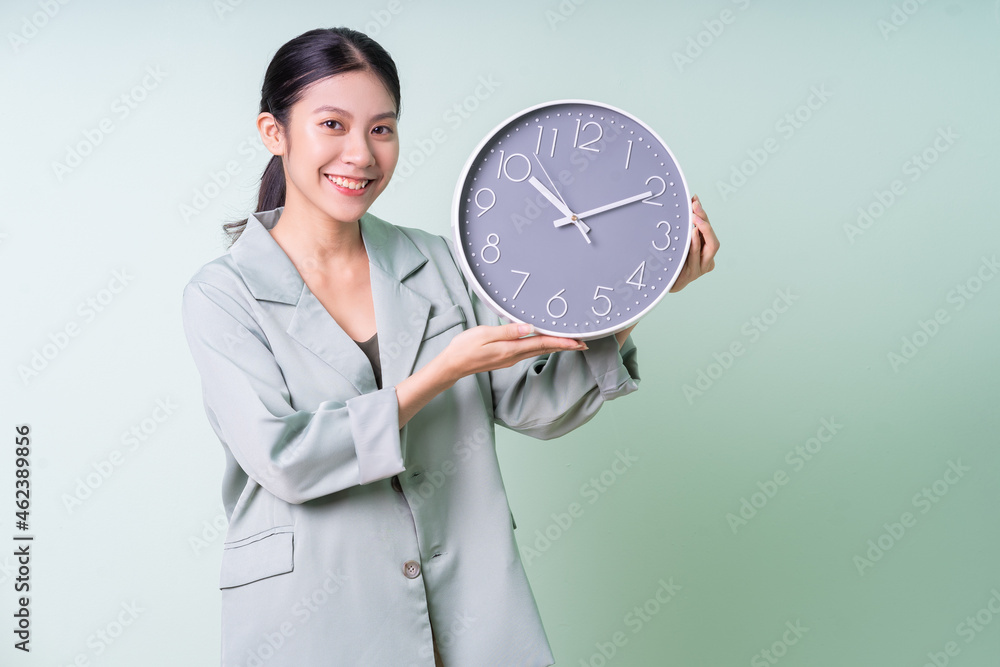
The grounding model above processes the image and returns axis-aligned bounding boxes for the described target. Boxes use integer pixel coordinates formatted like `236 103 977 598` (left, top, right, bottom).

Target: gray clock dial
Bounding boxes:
452 99 691 340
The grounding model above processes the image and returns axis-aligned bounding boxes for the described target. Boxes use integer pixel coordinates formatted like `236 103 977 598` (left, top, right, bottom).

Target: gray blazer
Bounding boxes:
181 207 641 666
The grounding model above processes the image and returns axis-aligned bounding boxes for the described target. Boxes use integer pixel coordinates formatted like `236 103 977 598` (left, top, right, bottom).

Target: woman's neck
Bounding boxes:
268 197 367 276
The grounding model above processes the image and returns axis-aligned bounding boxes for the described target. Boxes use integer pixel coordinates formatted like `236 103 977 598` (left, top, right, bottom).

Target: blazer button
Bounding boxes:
391 475 402 493
403 560 421 579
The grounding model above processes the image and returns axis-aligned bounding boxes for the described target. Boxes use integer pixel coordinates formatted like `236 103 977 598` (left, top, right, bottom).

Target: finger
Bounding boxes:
507 339 587 365
490 324 587 351
497 322 535 340
692 196 709 225
698 218 720 266
521 334 588 352
690 196 718 265
688 218 704 274
521 332 588 357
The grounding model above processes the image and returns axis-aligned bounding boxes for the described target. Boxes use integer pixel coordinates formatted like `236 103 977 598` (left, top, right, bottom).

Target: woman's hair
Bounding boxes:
223 27 401 245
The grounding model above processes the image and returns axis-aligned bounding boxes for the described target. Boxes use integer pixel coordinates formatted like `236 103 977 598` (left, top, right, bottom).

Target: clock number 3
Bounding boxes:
652 221 672 251
481 233 501 264
592 286 613 317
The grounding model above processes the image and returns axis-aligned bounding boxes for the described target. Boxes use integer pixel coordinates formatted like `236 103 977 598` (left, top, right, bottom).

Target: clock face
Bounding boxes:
452 100 691 340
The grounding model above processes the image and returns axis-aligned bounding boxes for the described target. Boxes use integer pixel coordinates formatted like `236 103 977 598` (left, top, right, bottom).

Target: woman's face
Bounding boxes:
269 70 399 226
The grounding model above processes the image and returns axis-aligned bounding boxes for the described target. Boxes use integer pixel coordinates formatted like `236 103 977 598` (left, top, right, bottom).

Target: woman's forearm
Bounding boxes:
394 354 457 428
615 324 636 349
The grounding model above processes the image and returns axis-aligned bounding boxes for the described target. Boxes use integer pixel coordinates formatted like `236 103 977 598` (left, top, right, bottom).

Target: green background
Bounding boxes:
1 0 998 665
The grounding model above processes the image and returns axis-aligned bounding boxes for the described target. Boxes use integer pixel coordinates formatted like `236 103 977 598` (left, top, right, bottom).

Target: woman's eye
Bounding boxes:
323 120 343 130
372 125 394 135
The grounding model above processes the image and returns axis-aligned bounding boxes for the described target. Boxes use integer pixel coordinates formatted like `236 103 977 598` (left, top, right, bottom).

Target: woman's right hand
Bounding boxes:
438 322 588 384
396 322 588 428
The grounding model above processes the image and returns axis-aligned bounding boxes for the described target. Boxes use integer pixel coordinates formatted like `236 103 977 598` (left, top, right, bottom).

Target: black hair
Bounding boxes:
223 27 401 245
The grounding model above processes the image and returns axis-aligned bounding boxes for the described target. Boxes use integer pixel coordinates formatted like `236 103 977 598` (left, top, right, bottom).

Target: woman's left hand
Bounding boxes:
669 194 720 293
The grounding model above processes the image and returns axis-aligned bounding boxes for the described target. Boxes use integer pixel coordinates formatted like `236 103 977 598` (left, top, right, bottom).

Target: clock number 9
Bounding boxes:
481 233 501 264
652 221 672 251
474 188 496 217
546 289 568 319
495 151 531 182
592 286 613 317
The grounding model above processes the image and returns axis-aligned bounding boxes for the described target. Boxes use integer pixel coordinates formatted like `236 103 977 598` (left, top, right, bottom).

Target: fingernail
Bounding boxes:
519 323 534 335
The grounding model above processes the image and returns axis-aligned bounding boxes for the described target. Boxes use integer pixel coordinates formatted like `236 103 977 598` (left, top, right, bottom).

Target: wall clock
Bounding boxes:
452 99 691 340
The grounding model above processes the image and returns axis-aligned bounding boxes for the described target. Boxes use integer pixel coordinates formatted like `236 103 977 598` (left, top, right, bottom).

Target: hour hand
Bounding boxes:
528 176 591 234
553 190 654 227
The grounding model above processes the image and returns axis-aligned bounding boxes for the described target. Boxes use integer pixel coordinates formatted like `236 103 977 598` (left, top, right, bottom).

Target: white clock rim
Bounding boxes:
450 98 692 342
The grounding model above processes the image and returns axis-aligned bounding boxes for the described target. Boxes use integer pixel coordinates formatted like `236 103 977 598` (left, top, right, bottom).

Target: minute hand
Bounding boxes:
553 190 654 227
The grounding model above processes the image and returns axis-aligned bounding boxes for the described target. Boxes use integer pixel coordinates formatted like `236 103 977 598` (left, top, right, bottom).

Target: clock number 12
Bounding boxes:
573 119 603 152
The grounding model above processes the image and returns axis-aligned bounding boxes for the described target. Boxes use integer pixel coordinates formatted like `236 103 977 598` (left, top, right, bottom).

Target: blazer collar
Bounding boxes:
230 207 428 304
229 207 433 393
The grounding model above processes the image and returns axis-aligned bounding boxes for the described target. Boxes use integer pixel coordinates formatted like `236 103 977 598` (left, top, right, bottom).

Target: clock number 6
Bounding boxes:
652 221 671 251
547 289 568 319
592 286 613 317
480 233 501 264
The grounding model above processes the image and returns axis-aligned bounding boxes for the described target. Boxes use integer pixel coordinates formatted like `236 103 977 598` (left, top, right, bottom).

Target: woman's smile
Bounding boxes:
325 173 373 196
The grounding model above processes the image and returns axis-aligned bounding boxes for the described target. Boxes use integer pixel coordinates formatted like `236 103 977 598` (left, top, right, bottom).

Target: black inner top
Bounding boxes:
354 332 382 390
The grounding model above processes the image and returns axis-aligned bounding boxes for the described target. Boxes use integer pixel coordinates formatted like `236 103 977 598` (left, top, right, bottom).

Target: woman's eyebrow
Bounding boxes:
311 105 397 122
312 105 351 116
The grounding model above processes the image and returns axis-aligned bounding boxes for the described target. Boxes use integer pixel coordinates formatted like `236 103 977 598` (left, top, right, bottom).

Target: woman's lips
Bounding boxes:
325 174 372 196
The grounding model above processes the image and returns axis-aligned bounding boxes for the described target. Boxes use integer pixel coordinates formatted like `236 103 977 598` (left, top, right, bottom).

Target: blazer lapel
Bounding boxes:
286 282 377 394
229 208 432 395
361 213 432 389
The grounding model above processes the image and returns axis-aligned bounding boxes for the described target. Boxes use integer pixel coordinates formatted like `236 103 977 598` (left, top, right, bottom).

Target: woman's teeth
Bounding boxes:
326 175 369 190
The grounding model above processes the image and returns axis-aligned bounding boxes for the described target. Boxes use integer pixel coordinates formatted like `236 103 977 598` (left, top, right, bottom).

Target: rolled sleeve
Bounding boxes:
347 388 405 484
183 280 405 504
581 333 640 400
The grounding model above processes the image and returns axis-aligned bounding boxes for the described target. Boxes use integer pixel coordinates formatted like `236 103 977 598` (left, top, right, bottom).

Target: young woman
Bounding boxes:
182 27 718 667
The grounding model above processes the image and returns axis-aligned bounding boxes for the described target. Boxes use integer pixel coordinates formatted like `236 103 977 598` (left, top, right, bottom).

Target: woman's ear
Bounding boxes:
257 112 284 157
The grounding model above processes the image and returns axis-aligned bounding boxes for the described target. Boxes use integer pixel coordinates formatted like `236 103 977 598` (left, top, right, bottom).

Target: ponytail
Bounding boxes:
222 154 286 246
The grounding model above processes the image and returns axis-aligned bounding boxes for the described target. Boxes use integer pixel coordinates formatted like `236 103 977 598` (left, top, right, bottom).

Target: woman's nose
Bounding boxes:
342 129 375 167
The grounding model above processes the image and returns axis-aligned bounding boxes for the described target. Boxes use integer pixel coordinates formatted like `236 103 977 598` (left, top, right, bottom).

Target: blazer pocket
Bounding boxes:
219 526 294 589
423 304 466 340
